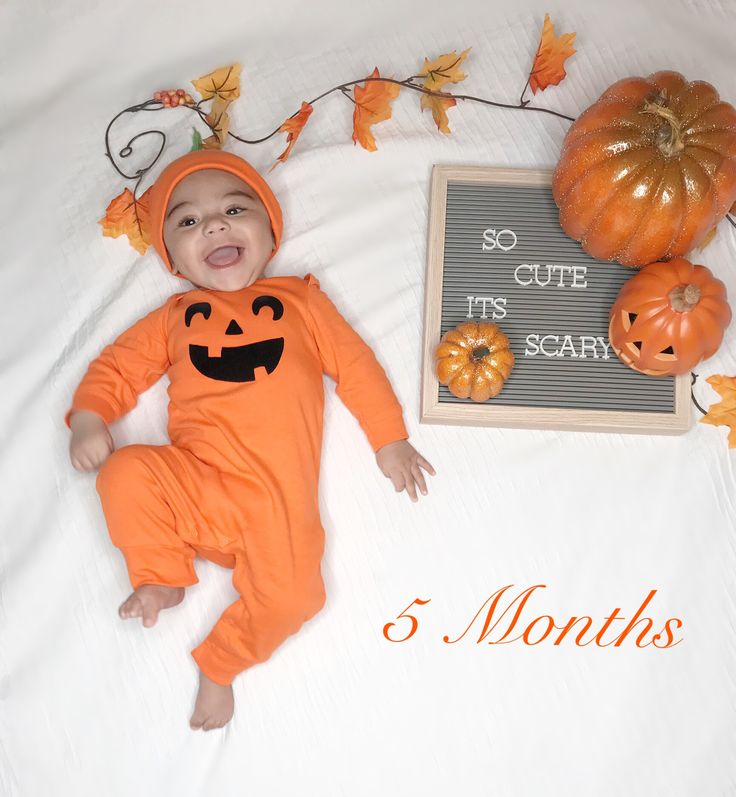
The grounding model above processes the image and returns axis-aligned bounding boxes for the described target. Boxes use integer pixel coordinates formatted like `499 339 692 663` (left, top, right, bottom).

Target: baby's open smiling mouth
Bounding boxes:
205 246 244 269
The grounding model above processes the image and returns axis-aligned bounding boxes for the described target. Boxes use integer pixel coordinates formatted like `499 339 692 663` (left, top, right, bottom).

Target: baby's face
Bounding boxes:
162 168 275 291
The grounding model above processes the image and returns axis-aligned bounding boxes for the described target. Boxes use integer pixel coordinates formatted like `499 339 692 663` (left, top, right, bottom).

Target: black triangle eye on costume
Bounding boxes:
184 295 285 383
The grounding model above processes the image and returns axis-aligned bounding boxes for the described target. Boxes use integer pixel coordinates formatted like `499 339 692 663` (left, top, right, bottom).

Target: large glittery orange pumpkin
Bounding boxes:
435 322 515 401
608 257 731 376
552 71 736 267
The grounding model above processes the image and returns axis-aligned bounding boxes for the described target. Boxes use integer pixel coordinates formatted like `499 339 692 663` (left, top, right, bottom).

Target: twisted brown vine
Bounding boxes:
104 69 575 203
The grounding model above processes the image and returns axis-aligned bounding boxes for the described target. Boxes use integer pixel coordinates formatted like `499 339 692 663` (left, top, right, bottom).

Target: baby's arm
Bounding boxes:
304 274 408 452
66 299 173 471
304 274 435 499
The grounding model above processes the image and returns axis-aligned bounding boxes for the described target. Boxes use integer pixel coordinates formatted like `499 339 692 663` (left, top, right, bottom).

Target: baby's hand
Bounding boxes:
375 439 436 502
69 410 114 472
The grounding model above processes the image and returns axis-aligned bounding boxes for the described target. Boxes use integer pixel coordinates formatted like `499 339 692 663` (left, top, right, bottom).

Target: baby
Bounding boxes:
65 149 435 732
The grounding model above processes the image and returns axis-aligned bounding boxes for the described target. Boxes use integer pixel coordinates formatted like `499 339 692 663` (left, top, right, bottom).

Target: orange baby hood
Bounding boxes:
147 149 284 280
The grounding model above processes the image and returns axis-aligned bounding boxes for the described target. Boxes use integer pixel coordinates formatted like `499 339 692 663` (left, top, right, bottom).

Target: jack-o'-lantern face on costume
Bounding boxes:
184 295 285 382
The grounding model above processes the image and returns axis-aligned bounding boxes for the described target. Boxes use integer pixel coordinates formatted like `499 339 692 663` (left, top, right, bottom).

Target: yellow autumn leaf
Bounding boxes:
700 374 736 448
418 48 471 92
191 64 242 102
201 94 232 148
416 48 470 134
420 92 457 134
352 67 401 152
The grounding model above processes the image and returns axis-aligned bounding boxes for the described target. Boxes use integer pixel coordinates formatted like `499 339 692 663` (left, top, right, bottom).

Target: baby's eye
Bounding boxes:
177 207 246 228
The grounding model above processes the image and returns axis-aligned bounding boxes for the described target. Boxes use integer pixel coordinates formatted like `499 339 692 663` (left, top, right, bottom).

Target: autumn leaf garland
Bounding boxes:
100 13 577 257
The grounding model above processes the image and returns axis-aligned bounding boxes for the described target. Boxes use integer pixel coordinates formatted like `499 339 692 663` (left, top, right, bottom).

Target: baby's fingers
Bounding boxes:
403 469 418 502
411 462 428 496
91 434 114 465
72 440 112 472
72 454 94 472
389 469 406 494
417 455 436 476
70 442 92 472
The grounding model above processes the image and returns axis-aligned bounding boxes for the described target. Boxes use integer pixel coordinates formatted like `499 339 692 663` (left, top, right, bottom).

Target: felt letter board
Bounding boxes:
421 165 692 435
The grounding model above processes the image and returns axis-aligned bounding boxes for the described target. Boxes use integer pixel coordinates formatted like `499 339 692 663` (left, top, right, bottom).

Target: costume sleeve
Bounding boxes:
304 273 409 452
64 299 173 428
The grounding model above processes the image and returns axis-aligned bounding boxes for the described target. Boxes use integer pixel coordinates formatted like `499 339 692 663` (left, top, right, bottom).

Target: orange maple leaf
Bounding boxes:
99 187 151 255
269 101 314 172
352 67 401 152
529 13 576 94
700 374 736 448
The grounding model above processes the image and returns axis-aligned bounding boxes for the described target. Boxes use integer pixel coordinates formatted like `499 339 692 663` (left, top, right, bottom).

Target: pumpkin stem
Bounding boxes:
640 90 686 157
471 345 491 361
668 283 701 312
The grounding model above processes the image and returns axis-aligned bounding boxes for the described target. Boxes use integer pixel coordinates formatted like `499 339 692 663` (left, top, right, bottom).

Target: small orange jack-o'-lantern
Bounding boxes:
184 294 285 382
608 258 731 376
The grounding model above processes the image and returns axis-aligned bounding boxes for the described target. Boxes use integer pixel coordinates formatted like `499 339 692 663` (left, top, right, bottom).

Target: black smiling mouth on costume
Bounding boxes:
185 295 285 383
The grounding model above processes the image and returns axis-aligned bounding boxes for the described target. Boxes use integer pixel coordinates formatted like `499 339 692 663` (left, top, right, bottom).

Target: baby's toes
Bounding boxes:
141 601 159 628
190 710 206 730
119 595 143 619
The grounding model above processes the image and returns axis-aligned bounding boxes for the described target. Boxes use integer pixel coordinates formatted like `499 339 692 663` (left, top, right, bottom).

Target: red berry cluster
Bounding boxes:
153 88 194 107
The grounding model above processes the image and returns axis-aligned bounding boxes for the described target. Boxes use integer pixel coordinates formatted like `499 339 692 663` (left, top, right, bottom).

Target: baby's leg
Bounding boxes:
191 544 327 685
188 548 325 731
96 444 199 627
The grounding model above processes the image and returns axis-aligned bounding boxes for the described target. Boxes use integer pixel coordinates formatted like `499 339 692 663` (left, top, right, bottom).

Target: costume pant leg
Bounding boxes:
98 446 328 685
191 488 327 686
95 444 199 590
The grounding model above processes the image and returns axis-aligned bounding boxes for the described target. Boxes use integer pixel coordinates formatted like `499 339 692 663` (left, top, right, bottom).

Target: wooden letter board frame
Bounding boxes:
420 165 692 435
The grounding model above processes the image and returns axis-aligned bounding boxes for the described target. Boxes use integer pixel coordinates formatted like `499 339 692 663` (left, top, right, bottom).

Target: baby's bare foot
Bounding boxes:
190 669 234 731
118 584 185 628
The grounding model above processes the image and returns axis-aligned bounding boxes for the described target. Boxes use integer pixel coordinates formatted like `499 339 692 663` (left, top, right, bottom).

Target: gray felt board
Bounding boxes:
438 181 676 411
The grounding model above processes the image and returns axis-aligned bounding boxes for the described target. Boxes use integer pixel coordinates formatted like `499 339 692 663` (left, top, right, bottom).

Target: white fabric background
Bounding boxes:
2 0 735 794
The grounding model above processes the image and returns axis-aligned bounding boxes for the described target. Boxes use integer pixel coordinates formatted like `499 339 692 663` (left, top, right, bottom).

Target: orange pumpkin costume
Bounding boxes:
65 151 409 685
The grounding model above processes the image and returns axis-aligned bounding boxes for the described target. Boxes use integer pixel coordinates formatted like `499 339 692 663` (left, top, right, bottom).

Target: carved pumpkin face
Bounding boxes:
184 294 285 382
608 258 731 376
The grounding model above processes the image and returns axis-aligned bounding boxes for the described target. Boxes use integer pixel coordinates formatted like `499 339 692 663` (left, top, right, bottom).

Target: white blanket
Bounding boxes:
3 0 735 793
